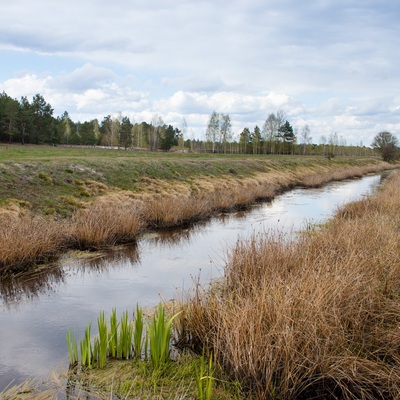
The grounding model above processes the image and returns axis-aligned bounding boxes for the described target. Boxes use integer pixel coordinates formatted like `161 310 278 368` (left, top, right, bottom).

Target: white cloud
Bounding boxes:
0 0 399 144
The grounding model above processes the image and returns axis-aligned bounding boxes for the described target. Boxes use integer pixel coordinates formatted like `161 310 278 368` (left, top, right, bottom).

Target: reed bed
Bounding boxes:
180 171 400 399
143 194 212 227
0 161 396 273
0 212 66 273
69 198 145 250
298 163 390 187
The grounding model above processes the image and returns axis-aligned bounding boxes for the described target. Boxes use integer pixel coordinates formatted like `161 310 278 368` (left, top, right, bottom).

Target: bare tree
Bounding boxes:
150 114 164 151
262 113 278 154
220 113 232 153
179 117 187 152
300 124 312 155
206 111 219 152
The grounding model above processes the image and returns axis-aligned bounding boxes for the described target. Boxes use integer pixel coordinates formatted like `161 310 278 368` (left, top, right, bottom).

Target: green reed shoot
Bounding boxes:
66 329 78 366
118 310 133 359
80 323 92 368
134 304 144 360
109 308 118 358
147 303 181 369
197 352 214 400
97 310 108 368
144 330 149 362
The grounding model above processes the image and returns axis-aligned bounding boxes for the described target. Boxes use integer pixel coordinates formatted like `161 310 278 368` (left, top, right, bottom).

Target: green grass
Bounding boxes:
0 144 390 217
64 305 243 399
148 304 181 370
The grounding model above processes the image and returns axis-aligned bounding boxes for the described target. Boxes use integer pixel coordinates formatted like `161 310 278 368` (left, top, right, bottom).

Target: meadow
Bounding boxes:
0 143 397 274
3 161 400 399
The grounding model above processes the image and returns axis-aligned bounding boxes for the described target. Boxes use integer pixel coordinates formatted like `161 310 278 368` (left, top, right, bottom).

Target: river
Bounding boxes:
0 173 384 390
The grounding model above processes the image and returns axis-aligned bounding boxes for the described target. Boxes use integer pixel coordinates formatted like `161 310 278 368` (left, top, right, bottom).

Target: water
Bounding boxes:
0 174 383 389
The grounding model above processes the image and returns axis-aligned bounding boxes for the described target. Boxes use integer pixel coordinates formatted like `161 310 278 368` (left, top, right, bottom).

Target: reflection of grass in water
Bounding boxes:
1 154 395 273
0 264 64 306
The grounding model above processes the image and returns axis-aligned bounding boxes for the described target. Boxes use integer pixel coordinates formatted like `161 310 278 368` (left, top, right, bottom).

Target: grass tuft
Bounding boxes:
180 171 400 399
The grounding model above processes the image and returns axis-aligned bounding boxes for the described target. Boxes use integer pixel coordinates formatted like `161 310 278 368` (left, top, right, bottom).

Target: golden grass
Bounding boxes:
0 212 66 273
0 162 397 274
179 171 400 399
69 196 145 250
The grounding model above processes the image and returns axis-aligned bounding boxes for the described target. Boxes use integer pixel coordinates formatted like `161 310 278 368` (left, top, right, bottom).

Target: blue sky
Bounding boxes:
1 0 399 145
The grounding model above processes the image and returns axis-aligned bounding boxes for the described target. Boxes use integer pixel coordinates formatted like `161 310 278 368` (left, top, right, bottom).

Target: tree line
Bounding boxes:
204 109 377 157
1 91 398 159
0 92 180 151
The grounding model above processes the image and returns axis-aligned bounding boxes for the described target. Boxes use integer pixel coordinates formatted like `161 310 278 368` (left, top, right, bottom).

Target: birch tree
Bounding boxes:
220 113 232 153
206 111 219 152
300 124 312 155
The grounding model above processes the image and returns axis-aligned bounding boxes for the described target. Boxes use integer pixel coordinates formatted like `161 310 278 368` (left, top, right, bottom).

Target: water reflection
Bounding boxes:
71 244 141 272
0 265 65 308
0 174 385 391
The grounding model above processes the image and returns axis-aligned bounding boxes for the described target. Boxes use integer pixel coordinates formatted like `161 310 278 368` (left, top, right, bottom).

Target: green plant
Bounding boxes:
118 310 133 359
80 323 92 368
96 310 108 368
109 308 118 358
66 329 78 366
197 352 214 400
147 303 181 369
134 304 145 360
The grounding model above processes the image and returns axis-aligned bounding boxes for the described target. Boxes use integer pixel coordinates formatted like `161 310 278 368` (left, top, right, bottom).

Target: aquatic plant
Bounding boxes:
80 323 92 368
96 310 108 368
66 329 78 366
118 310 133 359
133 303 145 360
147 303 181 369
197 352 214 400
109 308 118 359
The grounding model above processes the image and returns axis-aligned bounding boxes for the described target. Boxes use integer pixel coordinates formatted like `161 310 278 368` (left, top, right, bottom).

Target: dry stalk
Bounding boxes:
180 171 400 399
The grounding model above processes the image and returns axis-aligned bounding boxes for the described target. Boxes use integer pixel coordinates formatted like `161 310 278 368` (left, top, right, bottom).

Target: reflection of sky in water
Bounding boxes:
0 174 382 390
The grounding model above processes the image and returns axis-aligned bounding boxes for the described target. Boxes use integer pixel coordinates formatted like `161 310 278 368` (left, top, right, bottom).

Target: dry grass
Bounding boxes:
299 164 390 187
69 195 145 250
0 162 396 273
179 171 400 399
0 212 66 273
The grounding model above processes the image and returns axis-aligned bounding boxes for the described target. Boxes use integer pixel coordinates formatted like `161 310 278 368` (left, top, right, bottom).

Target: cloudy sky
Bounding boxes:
1 0 399 145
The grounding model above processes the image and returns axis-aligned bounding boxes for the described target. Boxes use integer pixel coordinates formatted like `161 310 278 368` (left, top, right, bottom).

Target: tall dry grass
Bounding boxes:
0 162 396 273
179 171 400 399
0 211 66 273
299 163 390 187
69 196 145 250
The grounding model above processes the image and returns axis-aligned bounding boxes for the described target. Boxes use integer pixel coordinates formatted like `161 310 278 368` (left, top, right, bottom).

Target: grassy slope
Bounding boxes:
0 144 392 217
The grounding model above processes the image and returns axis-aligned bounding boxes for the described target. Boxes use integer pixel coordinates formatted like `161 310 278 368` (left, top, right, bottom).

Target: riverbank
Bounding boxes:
179 170 400 399
0 145 398 273
2 170 400 399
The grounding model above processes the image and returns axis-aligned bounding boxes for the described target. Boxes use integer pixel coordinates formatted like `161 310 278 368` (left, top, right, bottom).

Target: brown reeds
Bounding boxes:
0 161 396 274
180 171 400 399
0 212 66 273
69 197 145 250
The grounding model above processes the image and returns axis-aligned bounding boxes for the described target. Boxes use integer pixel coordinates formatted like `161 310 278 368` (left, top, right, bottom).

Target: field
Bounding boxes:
0 144 397 273
2 147 399 399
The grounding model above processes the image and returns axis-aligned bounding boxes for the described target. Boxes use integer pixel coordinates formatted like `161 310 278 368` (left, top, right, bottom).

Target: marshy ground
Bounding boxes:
1 145 400 399
0 144 396 274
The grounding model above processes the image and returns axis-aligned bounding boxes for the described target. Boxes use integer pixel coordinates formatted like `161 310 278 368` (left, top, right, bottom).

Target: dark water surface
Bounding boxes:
0 174 384 390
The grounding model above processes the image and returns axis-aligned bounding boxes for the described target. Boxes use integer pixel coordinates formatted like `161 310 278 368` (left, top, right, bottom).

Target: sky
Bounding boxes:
1 0 399 145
